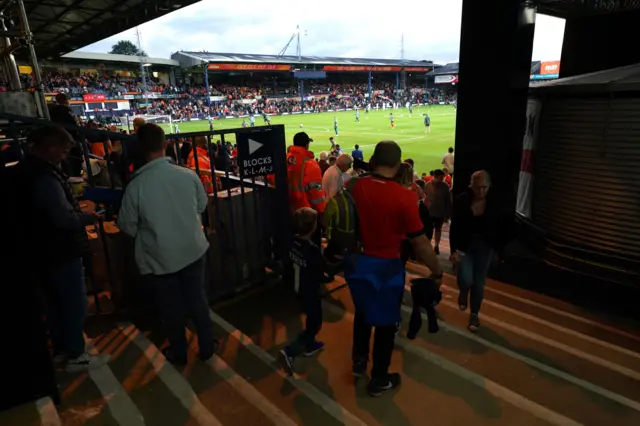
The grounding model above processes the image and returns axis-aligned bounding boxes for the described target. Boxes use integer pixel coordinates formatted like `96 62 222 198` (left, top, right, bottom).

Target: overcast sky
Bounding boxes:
80 0 565 63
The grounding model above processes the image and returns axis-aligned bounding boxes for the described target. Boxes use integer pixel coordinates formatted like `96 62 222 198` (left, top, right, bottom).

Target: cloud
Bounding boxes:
80 0 564 63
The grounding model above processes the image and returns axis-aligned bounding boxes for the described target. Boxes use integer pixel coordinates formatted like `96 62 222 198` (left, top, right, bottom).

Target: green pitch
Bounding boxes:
156 105 456 175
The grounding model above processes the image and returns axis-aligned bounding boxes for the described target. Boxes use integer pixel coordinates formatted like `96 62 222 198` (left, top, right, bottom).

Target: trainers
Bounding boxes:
367 373 401 397
468 314 480 332
280 347 296 374
352 358 368 377
458 293 468 312
65 353 110 373
394 322 402 337
199 339 220 362
303 341 325 357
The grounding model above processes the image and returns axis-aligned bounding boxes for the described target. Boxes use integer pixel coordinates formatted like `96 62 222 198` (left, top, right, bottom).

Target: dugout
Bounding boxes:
516 64 640 287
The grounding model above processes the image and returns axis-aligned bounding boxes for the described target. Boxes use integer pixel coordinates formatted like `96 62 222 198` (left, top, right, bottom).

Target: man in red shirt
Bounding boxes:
347 141 443 396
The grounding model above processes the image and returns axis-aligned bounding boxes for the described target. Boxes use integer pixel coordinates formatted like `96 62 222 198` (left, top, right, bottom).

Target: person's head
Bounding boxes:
194 136 207 149
132 117 146 133
433 169 445 182
329 136 334 143
55 93 68 106
336 154 353 172
415 179 426 191
448 147 454 154
292 207 318 239
335 144 340 150
396 162 414 186
328 156 337 166
421 172 427 179
354 144 359 150
442 167 449 176
137 123 167 160
293 132 313 150
27 126 75 165
429 170 434 177
470 170 491 199
319 151 328 161
404 158 415 169
370 140 402 178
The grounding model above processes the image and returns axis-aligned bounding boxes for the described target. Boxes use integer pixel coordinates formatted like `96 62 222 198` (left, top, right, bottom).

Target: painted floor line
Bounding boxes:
321 300 583 426
36 397 62 426
399 302 640 413
406 262 640 343
433 298 640 381
208 310 369 426
84 335 146 426
118 324 224 426
182 328 299 426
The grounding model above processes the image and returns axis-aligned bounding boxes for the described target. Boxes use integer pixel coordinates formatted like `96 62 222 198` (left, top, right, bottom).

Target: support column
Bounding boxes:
299 79 304 112
367 71 372 103
454 0 535 214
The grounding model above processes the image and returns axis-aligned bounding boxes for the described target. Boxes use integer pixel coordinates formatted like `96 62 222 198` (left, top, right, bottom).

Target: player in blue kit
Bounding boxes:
389 112 395 129
280 208 327 373
355 110 360 123
333 116 339 135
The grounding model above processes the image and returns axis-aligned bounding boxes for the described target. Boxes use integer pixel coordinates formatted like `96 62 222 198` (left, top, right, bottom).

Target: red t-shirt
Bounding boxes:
351 175 425 259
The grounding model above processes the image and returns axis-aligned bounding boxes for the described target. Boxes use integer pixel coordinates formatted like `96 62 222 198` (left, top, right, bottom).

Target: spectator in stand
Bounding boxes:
352 144 364 161
346 141 443 396
442 147 455 177
425 170 452 255
187 136 214 194
404 159 420 182
322 154 353 200
20 126 109 372
318 152 330 175
443 168 453 189
328 156 337 167
117 123 218 364
335 144 344 156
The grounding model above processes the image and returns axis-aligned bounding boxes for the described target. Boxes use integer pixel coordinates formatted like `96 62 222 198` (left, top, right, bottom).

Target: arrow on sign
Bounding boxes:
248 139 263 155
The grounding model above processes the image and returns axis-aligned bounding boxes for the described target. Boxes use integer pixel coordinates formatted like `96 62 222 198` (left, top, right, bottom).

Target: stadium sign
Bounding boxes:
236 131 277 177
404 67 432 72
434 75 458 84
208 63 291 71
540 61 560 75
323 65 402 72
83 94 106 102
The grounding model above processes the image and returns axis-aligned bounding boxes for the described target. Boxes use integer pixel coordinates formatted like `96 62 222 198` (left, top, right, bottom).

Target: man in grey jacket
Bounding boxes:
118 123 217 364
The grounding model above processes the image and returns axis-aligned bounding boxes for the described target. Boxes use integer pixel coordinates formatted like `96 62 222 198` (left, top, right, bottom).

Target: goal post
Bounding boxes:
120 114 174 133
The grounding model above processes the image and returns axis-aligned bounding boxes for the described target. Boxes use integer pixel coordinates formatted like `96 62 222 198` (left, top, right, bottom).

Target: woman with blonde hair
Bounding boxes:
449 170 504 332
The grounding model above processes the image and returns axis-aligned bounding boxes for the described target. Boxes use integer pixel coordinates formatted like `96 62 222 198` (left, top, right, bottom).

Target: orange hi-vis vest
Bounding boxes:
286 146 326 213
187 147 214 194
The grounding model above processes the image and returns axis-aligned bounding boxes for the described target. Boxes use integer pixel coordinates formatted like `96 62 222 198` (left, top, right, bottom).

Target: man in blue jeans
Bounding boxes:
18 126 110 372
118 123 217 364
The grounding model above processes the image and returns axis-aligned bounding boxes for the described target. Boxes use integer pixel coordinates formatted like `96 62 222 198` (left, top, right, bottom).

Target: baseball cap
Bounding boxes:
293 132 313 146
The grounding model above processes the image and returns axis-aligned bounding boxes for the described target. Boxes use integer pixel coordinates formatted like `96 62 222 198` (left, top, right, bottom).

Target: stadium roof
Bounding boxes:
19 0 201 58
531 63 640 94
427 63 459 76
537 0 640 18
174 51 433 67
62 51 180 67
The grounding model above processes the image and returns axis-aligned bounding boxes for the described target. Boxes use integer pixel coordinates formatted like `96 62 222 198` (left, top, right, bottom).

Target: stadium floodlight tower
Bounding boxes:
278 25 307 111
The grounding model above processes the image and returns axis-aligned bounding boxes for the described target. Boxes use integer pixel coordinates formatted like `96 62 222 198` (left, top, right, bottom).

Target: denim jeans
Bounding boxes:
42 257 87 358
151 255 215 361
457 237 493 315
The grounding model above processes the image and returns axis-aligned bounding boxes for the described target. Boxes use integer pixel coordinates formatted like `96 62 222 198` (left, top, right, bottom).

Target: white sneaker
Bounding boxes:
65 353 110 373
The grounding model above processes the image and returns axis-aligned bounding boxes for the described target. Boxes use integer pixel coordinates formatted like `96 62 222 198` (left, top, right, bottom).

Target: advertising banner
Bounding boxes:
434 75 458 84
83 94 106 102
403 67 432 72
18 65 33 75
516 98 542 218
210 96 226 102
323 65 402 72
208 63 291 71
540 61 560 75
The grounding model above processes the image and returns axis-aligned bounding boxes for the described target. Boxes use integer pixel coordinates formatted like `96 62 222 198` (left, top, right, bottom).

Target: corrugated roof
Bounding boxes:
18 0 200 58
62 51 180 66
176 51 433 67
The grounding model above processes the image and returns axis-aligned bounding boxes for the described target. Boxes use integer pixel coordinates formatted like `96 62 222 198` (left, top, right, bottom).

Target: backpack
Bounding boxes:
324 176 360 253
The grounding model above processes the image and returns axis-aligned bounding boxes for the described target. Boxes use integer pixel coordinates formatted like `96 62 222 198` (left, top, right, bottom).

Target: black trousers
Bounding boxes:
352 310 396 379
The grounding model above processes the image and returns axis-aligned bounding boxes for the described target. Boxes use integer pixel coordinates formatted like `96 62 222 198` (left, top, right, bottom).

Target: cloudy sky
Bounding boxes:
80 0 565 63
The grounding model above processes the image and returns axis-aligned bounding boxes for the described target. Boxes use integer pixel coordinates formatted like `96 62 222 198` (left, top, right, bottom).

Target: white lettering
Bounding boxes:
243 157 272 167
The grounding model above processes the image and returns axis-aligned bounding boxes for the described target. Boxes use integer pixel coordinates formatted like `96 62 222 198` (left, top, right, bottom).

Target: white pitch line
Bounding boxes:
321 300 583 426
208 310 369 426
405 266 640 361
118 324 224 426
84 335 146 426
183 328 298 426
36 397 62 426
399 303 640 413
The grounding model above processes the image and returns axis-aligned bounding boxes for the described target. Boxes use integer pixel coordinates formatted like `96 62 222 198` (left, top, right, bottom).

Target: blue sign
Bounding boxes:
293 71 326 79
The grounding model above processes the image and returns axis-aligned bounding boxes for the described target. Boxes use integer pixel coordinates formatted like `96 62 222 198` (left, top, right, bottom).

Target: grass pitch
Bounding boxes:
151 105 456 175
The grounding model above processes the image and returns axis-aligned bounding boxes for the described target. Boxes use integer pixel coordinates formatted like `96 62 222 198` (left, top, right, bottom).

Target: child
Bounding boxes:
280 208 326 373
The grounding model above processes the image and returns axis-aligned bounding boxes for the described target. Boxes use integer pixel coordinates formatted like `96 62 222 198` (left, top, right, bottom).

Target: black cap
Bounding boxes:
433 169 445 177
293 132 313 146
